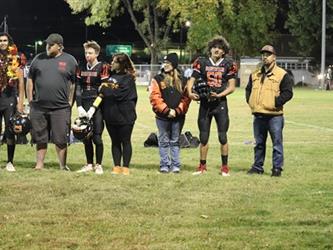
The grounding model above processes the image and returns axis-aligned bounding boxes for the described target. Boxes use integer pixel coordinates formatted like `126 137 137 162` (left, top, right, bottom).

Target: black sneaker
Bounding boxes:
271 168 282 177
247 168 264 175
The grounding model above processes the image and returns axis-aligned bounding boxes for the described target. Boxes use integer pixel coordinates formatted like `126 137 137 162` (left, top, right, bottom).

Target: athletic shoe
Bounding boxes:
60 165 71 171
159 167 169 174
247 168 264 175
77 164 94 173
95 164 104 175
111 166 122 175
192 164 207 175
122 167 130 176
221 165 230 176
6 162 16 172
171 167 180 174
271 168 282 177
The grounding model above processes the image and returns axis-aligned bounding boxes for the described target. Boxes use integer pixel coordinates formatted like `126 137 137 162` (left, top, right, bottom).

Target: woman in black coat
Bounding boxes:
99 53 137 175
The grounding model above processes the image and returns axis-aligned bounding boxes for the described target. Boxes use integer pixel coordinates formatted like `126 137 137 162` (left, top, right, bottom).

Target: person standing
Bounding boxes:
27 33 77 171
187 36 237 176
76 41 109 174
149 53 191 173
0 32 25 172
99 53 137 175
246 45 293 177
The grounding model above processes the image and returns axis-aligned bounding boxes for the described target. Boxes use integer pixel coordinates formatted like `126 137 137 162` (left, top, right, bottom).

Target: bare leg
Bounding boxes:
200 143 209 160
35 143 47 169
55 144 67 169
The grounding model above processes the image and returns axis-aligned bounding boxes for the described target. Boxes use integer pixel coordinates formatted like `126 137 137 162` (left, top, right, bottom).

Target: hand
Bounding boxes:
77 106 87 118
167 109 176 118
188 92 200 101
210 91 220 98
16 104 24 114
87 106 96 120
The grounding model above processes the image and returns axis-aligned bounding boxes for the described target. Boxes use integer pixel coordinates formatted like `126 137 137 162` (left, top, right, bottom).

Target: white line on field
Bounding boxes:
286 120 333 132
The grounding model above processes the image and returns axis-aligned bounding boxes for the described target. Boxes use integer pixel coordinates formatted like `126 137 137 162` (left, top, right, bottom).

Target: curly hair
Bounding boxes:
207 35 230 55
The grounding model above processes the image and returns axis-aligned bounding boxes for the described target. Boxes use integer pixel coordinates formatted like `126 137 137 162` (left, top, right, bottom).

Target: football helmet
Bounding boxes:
9 113 31 135
71 117 93 141
192 78 211 99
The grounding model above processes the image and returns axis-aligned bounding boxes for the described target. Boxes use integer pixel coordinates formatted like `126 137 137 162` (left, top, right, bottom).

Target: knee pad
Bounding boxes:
200 132 209 146
218 132 228 145
92 134 103 145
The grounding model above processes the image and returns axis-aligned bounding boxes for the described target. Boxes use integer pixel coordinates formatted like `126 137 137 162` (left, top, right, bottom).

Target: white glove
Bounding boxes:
77 106 87 118
87 107 96 120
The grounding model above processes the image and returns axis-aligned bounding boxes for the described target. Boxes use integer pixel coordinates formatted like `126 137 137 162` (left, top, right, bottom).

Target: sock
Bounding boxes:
200 160 206 165
221 155 228 166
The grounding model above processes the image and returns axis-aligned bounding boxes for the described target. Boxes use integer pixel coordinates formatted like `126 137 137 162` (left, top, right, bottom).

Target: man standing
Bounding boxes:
0 32 25 172
27 33 77 170
187 36 237 176
246 45 293 177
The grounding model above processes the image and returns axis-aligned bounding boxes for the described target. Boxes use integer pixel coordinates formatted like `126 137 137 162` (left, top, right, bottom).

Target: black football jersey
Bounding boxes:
192 57 237 93
76 62 109 100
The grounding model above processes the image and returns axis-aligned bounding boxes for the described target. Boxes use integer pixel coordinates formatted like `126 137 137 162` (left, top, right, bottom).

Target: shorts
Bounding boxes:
30 105 71 145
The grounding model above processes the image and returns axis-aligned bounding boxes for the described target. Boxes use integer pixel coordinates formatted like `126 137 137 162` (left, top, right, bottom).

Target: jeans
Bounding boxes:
252 115 284 171
156 118 183 172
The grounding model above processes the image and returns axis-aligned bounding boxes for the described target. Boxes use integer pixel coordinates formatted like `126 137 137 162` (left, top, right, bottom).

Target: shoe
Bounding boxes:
271 168 282 177
77 164 94 173
192 164 207 175
159 167 169 174
220 165 230 176
95 164 104 175
60 165 71 171
111 166 122 174
171 167 180 173
122 167 130 176
6 162 16 172
247 168 264 175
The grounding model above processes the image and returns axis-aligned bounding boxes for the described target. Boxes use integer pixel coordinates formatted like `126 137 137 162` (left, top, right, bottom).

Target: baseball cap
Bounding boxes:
45 33 63 45
260 45 276 55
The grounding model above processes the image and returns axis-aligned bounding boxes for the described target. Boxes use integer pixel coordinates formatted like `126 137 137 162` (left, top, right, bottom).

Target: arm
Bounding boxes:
275 73 294 107
27 78 34 103
211 78 236 98
175 86 191 116
187 77 199 100
149 78 169 115
245 74 253 103
68 81 75 107
16 68 25 113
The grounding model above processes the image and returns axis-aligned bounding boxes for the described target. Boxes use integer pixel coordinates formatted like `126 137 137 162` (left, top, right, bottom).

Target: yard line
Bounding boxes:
286 120 333 132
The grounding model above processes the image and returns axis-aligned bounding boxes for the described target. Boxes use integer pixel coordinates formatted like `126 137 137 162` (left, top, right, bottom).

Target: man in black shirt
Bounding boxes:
27 33 77 170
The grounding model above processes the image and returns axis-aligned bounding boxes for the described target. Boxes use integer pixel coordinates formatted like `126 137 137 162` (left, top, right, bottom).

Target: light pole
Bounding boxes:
320 0 326 89
34 40 43 55
179 20 191 63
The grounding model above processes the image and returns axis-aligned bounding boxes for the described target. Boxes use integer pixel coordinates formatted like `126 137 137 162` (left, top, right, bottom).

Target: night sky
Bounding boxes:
0 0 139 58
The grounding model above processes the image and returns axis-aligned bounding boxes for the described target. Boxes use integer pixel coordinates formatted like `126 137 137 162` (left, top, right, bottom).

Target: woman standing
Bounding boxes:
100 53 137 175
149 53 191 173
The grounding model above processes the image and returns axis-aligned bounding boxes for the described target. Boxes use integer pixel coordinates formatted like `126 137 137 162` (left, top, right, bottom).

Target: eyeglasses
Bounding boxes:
0 39 8 42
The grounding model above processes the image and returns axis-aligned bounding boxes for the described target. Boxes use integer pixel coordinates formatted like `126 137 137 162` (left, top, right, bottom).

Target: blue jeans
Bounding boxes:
156 118 183 172
252 115 284 172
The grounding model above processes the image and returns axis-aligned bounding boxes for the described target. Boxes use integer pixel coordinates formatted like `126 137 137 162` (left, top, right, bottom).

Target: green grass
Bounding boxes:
0 87 333 249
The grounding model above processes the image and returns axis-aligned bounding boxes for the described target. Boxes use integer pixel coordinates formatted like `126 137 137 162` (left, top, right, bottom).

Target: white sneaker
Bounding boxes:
95 164 104 175
77 164 94 173
6 162 16 172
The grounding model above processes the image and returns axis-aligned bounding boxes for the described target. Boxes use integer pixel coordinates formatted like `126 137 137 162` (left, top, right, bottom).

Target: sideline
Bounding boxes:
286 120 333 132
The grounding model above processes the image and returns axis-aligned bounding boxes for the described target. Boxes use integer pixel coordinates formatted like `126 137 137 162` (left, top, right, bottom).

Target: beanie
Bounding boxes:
164 53 178 69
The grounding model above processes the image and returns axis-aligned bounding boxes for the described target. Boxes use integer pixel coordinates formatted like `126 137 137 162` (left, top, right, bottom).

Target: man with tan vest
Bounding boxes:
245 45 293 177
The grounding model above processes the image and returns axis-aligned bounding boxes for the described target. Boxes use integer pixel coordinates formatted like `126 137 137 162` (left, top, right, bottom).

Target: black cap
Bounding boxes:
260 45 276 55
45 33 63 45
164 53 178 69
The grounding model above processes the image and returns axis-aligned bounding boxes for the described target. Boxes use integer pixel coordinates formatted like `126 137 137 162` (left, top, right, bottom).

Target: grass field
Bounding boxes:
0 87 332 249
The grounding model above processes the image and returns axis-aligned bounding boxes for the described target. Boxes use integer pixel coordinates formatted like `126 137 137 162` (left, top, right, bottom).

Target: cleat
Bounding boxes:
192 164 207 175
221 165 230 176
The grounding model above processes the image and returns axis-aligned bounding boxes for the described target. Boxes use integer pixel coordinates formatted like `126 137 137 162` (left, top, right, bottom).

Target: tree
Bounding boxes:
65 0 176 64
286 0 333 58
160 0 278 58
